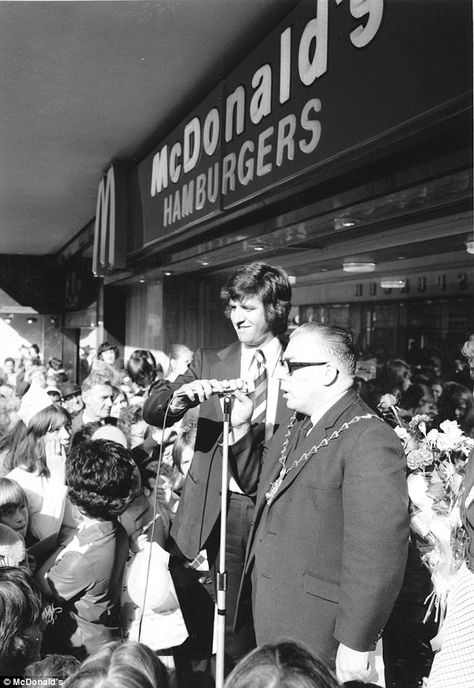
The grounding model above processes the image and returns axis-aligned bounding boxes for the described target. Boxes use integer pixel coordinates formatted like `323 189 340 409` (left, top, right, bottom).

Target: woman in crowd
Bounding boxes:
62 641 170 688
426 451 474 686
46 357 69 388
435 381 474 437
110 387 129 424
398 382 437 423
97 342 120 369
166 344 193 382
224 641 340 688
0 566 43 675
0 419 27 477
375 358 413 413
125 349 162 400
4 387 75 543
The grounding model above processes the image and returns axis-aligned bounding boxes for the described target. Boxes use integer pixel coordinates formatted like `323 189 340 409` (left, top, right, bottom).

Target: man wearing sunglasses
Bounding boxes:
228 321 409 685
143 261 292 671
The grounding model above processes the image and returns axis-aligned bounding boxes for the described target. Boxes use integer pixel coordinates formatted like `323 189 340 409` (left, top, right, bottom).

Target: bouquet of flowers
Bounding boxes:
379 394 474 625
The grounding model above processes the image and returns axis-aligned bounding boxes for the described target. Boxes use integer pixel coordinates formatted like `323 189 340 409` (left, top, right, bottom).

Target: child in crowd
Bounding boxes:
36 439 136 659
0 477 29 542
24 653 80 681
61 640 170 688
0 523 27 567
0 477 58 569
0 566 43 676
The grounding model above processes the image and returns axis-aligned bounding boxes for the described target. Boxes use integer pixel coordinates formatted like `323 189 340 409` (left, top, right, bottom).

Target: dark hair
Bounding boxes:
98 342 120 361
399 383 433 413
67 440 135 519
6 405 71 476
172 424 197 475
0 566 43 675
62 640 170 688
4 357 15 366
29 344 40 355
291 322 356 376
0 478 28 516
220 262 292 336
117 403 143 440
224 641 339 688
0 420 27 457
70 420 103 448
47 357 63 371
378 359 411 387
436 381 474 436
25 654 81 680
126 350 161 388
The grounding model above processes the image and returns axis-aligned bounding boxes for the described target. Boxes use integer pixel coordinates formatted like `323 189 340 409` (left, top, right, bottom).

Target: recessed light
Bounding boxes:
380 279 406 289
342 261 375 273
334 216 357 231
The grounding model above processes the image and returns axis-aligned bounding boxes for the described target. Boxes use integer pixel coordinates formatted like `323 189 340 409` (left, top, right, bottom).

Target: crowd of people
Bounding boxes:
0 262 473 688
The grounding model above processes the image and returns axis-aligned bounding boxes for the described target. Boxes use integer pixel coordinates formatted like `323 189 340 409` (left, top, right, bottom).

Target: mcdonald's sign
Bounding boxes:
92 163 128 276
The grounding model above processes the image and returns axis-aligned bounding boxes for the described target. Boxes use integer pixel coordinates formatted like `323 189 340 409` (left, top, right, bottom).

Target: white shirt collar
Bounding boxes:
240 336 282 377
309 388 351 428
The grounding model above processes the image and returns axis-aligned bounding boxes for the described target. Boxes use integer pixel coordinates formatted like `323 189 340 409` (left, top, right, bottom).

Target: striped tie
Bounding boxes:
251 349 267 425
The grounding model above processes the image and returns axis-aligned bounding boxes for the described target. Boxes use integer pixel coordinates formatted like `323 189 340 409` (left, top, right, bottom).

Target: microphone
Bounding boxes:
170 380 254 407
213 380 254 397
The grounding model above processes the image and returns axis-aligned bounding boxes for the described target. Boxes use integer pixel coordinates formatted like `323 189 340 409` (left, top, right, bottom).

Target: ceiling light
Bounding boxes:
246 239 271 251
342 261 375 273
27 317 37 324
138 277 145 284
163 271 173 276
197 257 211 266
334 216 357 231
466 239 474 254
4 314 13 324
380 278 406 289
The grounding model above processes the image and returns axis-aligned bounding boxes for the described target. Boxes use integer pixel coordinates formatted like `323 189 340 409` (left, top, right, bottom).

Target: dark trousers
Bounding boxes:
207 492 256 672
169 492 256 679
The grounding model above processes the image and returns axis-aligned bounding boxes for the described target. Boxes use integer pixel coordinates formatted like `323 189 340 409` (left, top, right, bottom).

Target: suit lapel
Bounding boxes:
264 390 360 505
209 342 241 417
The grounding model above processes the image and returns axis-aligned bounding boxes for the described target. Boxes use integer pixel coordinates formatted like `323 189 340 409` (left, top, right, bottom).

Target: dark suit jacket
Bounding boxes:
143 342 288 559
231 389 409 663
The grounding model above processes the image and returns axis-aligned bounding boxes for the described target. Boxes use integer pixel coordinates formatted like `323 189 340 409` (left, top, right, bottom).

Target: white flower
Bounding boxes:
407 472 434 510
426 429 439 445
379 393 398 410
394 426 410 442
437 421 464 452
439 420 463 436
407 447 433 470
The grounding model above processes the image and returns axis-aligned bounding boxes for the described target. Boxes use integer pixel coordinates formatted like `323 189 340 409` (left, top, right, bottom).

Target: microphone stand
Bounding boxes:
215 394 231 688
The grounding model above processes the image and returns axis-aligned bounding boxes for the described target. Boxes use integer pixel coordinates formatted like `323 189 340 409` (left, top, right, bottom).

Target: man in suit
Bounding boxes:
143 261 292 667
228 321 410 684
71 375 114 437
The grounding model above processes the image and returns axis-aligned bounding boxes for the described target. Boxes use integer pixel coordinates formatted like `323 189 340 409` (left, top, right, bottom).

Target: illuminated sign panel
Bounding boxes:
139 86 224 245
138 0 471 247
93 164 127 276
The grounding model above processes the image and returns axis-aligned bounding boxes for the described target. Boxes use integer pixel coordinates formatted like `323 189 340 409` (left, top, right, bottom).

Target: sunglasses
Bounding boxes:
279 358 328 375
